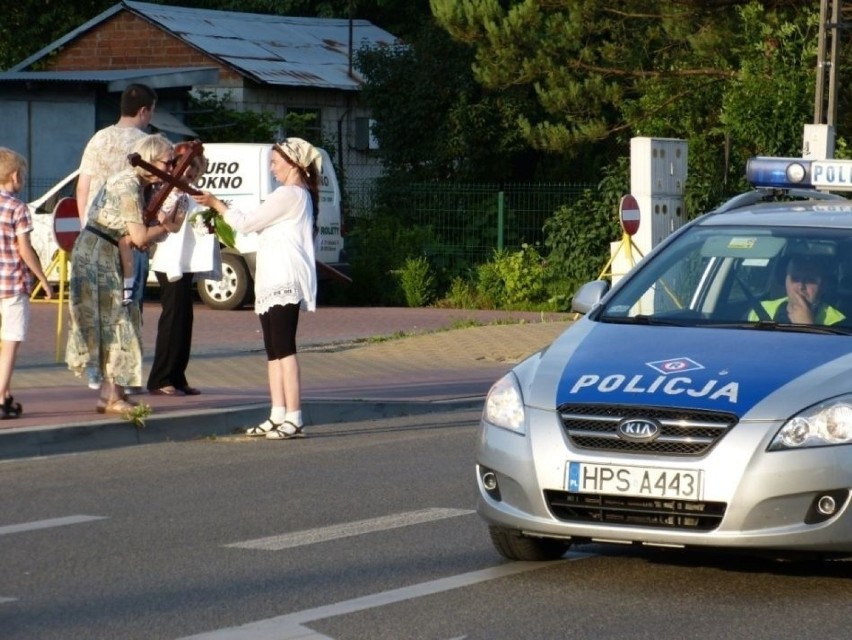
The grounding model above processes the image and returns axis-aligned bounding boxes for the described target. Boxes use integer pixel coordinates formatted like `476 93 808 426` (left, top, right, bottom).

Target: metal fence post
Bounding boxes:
497 190 505 251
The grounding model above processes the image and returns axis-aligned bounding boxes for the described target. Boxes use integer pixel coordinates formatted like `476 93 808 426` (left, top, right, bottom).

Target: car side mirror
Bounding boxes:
571 280 610 315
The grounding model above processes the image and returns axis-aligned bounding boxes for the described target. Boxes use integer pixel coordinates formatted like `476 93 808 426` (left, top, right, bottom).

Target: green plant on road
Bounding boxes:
124 403 152 429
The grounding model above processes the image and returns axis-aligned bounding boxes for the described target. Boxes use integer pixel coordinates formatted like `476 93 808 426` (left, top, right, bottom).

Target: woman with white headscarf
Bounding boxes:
193 138 319 439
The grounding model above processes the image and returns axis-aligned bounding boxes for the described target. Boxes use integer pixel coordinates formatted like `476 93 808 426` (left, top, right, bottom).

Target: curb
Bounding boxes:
0 397 484 461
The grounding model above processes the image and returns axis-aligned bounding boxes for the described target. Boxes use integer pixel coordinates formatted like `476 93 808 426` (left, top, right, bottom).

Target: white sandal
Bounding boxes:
266 421 305 440
245 419 280 437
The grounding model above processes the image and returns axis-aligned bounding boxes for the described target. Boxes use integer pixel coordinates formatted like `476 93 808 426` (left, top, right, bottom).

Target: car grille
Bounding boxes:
544 490 726 531
558 404 738 456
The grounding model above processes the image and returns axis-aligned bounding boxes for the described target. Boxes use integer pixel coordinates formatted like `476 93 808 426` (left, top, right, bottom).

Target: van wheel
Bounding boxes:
198 253 251 310
488 526 570 561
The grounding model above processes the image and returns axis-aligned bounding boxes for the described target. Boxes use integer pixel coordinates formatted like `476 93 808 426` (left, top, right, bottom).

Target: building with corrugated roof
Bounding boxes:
0 0 395 199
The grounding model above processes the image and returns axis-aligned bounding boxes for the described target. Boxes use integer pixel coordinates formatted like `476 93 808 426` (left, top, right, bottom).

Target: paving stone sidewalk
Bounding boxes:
0 302 573 460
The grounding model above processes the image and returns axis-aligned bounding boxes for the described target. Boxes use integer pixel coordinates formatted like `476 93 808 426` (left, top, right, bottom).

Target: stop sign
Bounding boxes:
53 197 81 252
619 194 640 236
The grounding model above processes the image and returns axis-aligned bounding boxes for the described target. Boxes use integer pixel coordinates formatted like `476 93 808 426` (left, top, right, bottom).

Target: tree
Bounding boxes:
431 1 825 204
355 24 532 183
626 2 819 206
430 1 815 151
0 2 111 69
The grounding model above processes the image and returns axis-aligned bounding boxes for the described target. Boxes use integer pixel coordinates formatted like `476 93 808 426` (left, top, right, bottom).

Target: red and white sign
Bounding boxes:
53 197 81 252
619 194 640 236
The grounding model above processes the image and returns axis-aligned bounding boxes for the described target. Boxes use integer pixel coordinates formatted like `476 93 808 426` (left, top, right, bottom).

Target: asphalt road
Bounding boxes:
2 410 851 640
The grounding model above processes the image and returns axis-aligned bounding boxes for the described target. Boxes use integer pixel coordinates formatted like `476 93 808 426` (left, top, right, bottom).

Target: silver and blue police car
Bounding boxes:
477 157 852 561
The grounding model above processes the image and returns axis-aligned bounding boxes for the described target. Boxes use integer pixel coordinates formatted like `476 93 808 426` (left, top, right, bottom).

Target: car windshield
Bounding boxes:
597 225 852 333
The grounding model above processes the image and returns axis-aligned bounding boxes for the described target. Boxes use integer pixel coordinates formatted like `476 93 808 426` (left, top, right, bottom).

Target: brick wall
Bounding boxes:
45 12 241 83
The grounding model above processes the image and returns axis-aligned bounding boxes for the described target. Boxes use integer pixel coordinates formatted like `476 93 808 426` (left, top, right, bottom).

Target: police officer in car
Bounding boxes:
749 254 845 325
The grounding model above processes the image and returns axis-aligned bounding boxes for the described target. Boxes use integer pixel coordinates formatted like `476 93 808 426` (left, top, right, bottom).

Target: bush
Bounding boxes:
475 259 504 308
397 256 436 307
438 277 481 309
490 244 548 306
338 214 440 305
436 245 548 310
543 158 626 297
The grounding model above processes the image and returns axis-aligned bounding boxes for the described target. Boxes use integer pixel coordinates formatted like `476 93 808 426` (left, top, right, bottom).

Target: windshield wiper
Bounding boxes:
600 314 690 327
601 315 852 334
745 321 852 335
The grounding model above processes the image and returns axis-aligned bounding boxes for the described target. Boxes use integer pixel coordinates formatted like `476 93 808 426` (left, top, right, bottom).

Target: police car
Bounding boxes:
477 157 852 562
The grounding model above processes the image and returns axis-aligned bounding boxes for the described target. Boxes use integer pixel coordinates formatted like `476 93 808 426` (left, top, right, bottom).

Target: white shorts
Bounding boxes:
0 294 30 342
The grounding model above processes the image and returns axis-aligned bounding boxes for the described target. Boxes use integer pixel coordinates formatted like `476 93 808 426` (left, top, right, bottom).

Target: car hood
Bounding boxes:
527 321 852 419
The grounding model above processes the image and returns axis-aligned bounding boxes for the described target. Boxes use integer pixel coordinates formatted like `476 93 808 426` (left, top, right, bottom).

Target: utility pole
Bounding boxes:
807 0 842 158
348 0 354 79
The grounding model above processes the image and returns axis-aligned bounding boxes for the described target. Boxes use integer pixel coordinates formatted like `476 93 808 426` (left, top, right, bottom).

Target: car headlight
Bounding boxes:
483 372 525 434
769 396 852 450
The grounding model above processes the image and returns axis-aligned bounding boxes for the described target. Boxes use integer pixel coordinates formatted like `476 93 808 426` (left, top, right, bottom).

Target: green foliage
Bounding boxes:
475 260 504 309
342 214 440 305
543 157 626 296
430 0 826 171
720 3 818 167
488 245 548 307
434 244 555 311
186 91 320 144
123 402 152 429
616 3 813 217
442 245 547 310
438 277 487 310
191 208 237 249
0 1 111 69
397 256 437 307
354 24 533 183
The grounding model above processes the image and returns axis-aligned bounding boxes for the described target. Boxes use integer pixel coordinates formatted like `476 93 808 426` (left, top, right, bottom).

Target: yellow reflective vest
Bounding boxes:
748 297 845 325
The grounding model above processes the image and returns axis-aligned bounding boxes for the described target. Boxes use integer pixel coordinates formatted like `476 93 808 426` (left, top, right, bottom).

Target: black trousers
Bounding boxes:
146 271 194 390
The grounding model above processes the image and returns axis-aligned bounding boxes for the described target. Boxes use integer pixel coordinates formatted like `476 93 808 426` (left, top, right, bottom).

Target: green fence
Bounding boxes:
347 181 594 275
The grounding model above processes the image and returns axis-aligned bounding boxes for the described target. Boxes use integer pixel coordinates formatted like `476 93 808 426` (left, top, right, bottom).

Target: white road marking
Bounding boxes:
225 508 474 551
177 557 589 639
0 596 18 604
0 515 107 536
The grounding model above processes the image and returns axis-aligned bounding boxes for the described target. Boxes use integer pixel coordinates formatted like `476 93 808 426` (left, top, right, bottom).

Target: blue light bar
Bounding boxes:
746 157 814 189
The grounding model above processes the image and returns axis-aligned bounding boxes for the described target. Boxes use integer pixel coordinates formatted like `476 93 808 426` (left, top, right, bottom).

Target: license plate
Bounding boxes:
566 462 703 500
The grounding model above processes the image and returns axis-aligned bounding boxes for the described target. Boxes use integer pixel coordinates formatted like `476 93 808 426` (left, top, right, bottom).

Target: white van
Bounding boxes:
27 142 347 310
195 143 346 309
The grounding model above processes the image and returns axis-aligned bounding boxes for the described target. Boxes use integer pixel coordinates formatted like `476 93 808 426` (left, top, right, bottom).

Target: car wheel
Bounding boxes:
488 526 570 561
198 252 251 311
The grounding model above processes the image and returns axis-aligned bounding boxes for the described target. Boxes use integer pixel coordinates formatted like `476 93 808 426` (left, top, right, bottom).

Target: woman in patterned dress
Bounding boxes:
66 134 177 414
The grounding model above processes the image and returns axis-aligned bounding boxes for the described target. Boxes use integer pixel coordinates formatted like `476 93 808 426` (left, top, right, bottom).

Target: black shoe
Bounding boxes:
1 395 22 419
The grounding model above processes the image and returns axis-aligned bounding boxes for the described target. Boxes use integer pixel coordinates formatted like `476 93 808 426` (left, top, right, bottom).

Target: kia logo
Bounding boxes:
617 418 661 442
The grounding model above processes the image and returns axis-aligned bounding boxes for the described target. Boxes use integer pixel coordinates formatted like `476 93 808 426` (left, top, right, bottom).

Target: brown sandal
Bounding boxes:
96 398 138 414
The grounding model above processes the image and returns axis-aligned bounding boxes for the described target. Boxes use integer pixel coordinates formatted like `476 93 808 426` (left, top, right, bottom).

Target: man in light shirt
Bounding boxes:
76 83 157 389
